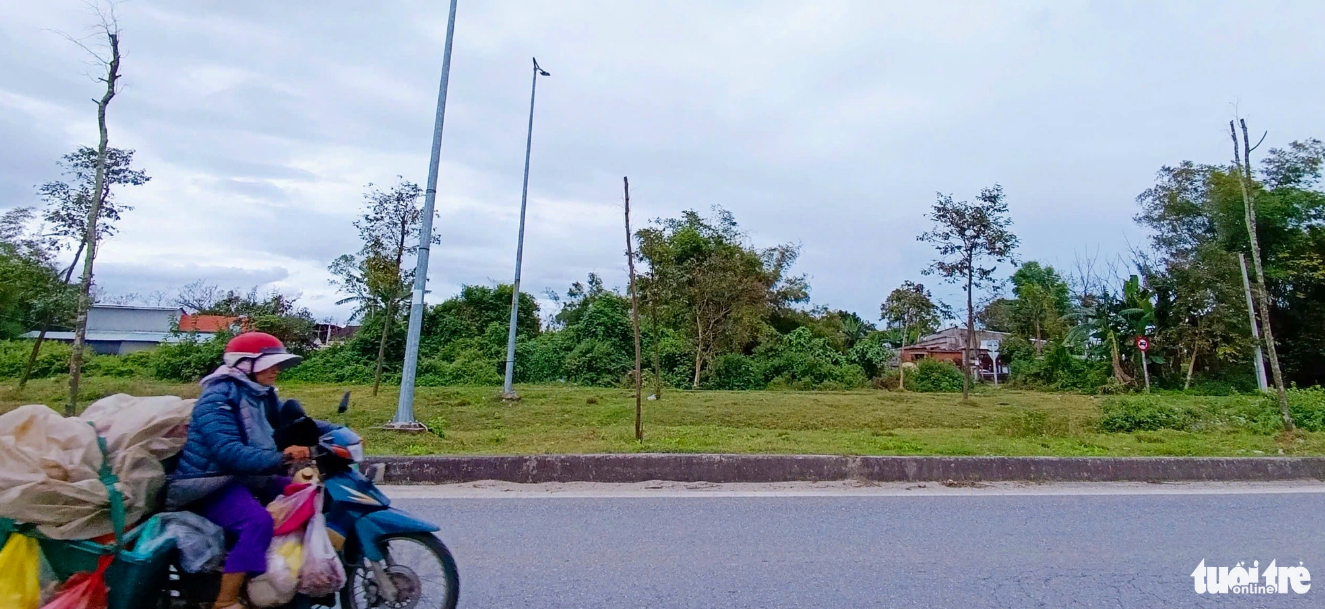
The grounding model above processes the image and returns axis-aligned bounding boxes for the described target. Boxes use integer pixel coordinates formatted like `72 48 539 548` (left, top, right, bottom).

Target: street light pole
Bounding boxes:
502 57 549 400
389 0 459 430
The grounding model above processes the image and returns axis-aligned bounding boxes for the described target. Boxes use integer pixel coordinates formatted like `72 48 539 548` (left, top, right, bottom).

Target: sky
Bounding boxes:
2 1 1322 325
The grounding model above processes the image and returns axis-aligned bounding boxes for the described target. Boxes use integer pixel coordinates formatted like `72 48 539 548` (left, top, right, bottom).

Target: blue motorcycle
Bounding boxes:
169 394 459 609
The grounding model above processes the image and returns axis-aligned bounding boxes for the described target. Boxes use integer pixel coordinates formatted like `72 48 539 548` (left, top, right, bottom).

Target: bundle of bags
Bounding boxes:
0 394 194 540
0 511 226 609
247 483 346 607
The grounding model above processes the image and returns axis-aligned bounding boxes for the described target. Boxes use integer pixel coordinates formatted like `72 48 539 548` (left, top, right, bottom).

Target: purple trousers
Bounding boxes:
193 477 289 574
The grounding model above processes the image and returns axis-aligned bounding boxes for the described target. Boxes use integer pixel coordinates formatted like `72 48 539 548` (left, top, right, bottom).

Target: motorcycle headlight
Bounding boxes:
347 442 364 463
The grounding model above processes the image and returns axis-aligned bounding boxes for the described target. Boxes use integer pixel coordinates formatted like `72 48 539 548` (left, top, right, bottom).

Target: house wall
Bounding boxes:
86 306 177 333
900 350 965 365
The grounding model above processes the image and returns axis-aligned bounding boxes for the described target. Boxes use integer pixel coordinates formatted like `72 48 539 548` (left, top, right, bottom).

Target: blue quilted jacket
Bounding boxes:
166 368 336 509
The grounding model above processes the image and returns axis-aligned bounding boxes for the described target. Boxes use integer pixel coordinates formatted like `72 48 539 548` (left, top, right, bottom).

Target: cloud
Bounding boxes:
2 0 1323 323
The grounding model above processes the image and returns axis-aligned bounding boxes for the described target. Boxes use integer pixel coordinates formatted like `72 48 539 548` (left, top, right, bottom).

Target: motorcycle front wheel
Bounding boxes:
341 533 459 609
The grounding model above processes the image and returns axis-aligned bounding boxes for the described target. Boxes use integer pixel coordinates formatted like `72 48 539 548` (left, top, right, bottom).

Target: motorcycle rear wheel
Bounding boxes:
341 533 459 609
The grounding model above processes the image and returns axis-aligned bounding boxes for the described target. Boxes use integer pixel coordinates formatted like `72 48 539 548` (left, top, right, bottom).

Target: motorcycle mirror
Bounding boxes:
338 391 351 414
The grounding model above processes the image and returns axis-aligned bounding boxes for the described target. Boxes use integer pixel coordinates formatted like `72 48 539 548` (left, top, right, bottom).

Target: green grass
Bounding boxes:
4 377 1322 457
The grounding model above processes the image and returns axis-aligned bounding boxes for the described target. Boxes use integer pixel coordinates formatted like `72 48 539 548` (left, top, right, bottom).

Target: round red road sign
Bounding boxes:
1135 336 1150 352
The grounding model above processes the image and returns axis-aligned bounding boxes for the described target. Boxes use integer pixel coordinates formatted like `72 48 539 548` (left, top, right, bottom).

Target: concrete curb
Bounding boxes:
362 454 1325 484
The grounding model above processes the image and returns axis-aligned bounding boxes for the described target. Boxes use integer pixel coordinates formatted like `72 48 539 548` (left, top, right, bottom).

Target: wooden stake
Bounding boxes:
624 177 643 441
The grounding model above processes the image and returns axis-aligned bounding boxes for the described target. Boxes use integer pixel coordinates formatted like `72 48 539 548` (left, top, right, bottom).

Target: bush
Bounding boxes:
704 353 764 390
283 343 377 384
911 359 964 393
515 333 569 383
564 338 632 387
1008 342 1112 392
0 339 71 380
874 366 920 391
755 327 867 390
1287 388 1325 432
144 333 228 381
84 351 150 378
1099 396 1201 432
416 350 502 386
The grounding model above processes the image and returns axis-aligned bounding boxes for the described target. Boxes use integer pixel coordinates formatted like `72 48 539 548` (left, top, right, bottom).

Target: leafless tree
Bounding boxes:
1231 118 1293 430
623 178 643 441
63 1 124 415
175 279 225 312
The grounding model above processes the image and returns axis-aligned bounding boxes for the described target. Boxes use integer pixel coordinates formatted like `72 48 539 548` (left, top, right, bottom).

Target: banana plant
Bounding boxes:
1065 291 1133 385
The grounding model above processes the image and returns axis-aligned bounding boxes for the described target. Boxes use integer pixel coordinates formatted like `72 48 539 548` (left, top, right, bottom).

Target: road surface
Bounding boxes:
394 482 1325 608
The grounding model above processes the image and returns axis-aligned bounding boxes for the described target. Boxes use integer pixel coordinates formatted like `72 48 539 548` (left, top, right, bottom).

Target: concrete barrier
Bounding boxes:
363 454 1325 484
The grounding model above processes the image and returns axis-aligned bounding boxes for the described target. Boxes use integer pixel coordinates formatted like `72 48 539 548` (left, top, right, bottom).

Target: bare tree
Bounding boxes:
175 279 224 312
1231 118 1293 430
624 177 643 441
65 2 123 415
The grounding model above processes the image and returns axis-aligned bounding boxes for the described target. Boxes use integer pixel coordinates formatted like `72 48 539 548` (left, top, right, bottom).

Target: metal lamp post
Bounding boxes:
501 57 550 400
388 0 459 431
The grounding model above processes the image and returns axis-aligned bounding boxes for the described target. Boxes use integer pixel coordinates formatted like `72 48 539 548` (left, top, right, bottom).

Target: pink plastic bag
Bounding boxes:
39 555 110 609
267 484 317 535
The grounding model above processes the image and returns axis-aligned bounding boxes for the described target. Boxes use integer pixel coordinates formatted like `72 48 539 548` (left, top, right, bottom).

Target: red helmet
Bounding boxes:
224 332 302 372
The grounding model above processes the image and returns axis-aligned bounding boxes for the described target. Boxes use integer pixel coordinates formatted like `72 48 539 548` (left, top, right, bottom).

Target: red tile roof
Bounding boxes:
179 313 243 333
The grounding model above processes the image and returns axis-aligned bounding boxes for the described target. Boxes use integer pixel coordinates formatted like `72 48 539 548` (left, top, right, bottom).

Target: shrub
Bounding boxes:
911 359 963 393
1008 342 1112 392
0 339 71 380
1099 396 1201 432
755 327 867 390
515 333 569 383
564 338 632 387
84 351 150 378
144 333 228 381
283 343 377 384
1287 388 1325 432
847 332 894 379
416 350 502 386
704 353 764 390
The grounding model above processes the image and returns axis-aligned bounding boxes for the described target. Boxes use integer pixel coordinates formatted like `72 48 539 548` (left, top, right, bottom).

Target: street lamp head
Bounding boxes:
533 57 550 77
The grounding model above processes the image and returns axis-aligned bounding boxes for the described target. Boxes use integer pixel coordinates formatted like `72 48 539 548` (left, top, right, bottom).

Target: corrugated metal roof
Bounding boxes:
21 331 214 343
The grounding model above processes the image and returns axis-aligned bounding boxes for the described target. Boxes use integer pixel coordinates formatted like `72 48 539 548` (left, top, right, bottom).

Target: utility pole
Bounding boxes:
391 0 459 431
502 57 550 400
1238 253 1269 392
624 177 643 441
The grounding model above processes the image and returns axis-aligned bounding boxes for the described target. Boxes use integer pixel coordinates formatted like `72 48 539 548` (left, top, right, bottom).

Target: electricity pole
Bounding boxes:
390 0 459 431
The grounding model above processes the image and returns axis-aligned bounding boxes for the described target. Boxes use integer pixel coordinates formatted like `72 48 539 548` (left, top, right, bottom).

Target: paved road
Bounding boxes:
402 487 1325 608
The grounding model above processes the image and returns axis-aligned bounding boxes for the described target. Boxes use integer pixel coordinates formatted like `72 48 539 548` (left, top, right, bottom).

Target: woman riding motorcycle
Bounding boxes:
166 332 339 609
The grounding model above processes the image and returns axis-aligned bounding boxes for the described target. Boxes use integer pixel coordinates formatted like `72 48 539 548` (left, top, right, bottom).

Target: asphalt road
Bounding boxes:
401 486 1325 608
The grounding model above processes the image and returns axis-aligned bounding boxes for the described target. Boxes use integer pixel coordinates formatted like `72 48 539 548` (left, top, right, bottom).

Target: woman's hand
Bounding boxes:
283 445 311 461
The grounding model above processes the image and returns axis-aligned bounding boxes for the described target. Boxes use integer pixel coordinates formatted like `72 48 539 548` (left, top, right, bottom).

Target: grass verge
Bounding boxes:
3 377 1323 457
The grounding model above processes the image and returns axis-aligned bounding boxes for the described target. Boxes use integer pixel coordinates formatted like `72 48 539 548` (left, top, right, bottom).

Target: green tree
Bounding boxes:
880 281 951 346
1006 262 1070 350
918 185 1020 399
330 178 433 395
24 146 148 389
637 208 807 387
1134 135 1325 398
182 284 319 354
0 208 70 340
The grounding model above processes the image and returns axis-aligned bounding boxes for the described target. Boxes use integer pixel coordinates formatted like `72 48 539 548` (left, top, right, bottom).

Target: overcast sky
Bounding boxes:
2 1 1322 324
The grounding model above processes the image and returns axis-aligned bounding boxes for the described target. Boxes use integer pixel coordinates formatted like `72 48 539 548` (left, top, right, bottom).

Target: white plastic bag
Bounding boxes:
246 532 304 607
298 500 346 597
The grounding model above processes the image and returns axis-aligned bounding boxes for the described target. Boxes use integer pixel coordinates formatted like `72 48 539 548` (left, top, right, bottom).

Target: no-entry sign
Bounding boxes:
1135 336 1150 352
